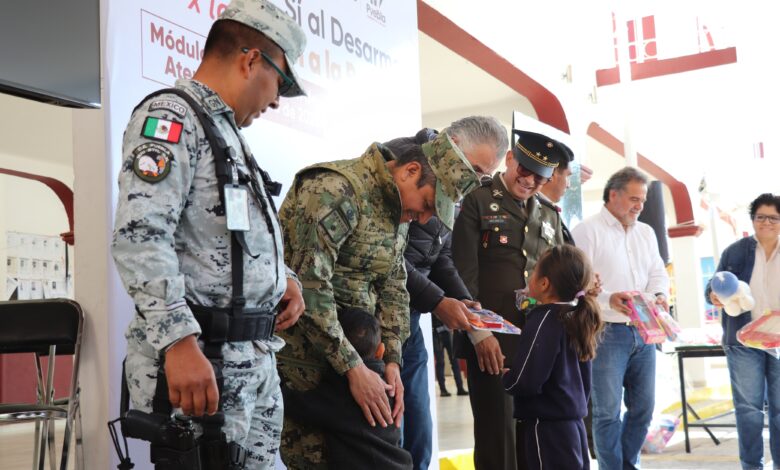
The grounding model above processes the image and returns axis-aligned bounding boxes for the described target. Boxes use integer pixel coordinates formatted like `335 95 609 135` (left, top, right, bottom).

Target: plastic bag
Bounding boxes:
737 310 780 357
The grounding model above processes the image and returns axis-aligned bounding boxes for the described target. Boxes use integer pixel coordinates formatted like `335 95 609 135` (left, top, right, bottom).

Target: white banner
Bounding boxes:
105 1 423 468
107 0 422 193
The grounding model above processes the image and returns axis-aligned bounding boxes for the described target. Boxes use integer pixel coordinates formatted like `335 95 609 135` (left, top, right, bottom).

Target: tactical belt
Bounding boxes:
189 302 276 343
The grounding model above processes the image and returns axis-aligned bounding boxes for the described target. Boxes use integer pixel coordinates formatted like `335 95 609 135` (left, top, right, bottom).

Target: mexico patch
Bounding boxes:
141 117 183 143
148 99 187 118
132 142 173 183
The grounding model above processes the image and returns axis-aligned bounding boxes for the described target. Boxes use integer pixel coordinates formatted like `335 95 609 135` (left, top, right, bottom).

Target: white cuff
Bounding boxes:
467 329 493 345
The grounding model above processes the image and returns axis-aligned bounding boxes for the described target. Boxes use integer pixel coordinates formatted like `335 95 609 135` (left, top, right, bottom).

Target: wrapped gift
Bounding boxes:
737 310 780 349
626 292 667 344
468 308 522 335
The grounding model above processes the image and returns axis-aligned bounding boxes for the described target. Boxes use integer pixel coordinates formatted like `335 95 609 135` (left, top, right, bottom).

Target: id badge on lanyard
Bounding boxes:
224 185 250 231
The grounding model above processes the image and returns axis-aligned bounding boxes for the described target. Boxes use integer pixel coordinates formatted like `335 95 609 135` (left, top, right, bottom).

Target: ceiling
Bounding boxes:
418 32 536 130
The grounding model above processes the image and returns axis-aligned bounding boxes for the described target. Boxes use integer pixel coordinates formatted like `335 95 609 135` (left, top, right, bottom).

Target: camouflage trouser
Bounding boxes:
125 335 285 469
277 360 328 469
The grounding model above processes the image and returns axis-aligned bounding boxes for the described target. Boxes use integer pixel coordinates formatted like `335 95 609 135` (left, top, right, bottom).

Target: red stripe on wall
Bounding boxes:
0 168 74 245
417 1 570 134
586 123 701 237
596 47 737 86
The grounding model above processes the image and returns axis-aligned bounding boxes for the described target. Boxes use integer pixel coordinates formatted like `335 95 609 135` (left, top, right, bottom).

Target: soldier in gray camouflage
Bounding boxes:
111 1 306 468
276 131 481 468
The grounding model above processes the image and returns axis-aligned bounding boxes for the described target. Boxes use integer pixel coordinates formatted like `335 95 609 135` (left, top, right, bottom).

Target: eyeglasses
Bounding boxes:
241 47 294 96
516 162 550 185
754 214 780 224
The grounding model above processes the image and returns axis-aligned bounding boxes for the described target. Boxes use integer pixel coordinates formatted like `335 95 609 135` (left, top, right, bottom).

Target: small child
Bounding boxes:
503 245 602 470
281 307 413 470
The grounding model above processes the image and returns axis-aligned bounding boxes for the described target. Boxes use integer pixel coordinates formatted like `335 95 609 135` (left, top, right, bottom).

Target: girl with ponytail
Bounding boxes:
503 244 603 470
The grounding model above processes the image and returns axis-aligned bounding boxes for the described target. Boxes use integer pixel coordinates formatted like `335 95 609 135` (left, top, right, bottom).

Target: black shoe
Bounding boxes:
440 389 451 397
457 389 469 396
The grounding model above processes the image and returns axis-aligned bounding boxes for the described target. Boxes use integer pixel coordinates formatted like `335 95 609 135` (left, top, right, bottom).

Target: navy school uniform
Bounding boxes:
503 303 591 470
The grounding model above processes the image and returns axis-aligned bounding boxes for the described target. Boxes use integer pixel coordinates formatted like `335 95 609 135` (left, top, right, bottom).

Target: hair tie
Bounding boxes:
575 290 586 300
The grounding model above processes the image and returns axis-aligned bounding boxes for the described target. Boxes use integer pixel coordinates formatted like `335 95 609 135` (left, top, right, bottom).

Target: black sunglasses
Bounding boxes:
516 162 550 185
241 47 294 96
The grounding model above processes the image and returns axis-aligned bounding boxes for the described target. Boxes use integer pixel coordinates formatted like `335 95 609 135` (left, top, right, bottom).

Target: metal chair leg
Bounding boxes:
47 418 57 470
37 420 48 470
33 353 47 470
74 401 84 470
44 346 57 470
32 419 42 470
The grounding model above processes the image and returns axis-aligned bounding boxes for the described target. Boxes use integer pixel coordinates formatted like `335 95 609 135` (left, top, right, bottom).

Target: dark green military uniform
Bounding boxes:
453 175 564 361
538 191 575 245
452 174 564 470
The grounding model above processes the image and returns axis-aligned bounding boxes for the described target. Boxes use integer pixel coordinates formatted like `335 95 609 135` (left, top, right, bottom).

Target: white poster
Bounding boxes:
107 0 422 195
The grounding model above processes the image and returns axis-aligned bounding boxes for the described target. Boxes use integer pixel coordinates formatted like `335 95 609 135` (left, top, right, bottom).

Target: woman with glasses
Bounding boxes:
705 192 780 470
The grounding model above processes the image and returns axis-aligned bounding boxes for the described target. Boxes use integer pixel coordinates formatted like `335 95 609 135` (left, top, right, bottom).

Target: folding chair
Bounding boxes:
0 299 85 470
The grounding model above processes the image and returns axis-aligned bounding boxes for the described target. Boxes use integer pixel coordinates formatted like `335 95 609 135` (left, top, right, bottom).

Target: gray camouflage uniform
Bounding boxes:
112 78 295 469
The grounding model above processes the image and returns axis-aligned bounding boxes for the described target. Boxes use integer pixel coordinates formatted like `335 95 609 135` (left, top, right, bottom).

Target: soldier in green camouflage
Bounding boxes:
277 131 480 468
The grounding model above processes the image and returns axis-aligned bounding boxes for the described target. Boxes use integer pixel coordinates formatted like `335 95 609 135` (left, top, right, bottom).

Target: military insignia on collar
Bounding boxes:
541 220 555 243
204 95 226 112
141 117 183 144
489 202 500 212
492 189 503 198
132 142 173 183
148 99 187 118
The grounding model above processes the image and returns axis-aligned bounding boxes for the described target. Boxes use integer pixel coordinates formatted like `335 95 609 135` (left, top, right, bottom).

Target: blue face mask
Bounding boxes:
515 288 537 311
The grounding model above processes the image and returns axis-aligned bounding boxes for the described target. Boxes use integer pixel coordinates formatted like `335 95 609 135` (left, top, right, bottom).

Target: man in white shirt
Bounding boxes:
571 167 669 469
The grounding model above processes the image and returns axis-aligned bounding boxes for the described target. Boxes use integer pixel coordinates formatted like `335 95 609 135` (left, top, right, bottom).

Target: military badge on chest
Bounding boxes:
131 142 173 183
541 220 555 244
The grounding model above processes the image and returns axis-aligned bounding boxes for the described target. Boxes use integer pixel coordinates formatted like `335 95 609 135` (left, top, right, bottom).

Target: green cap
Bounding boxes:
422 132 481 229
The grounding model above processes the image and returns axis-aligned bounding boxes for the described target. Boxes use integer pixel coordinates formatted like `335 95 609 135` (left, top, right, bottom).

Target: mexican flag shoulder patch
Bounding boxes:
141 117 183 144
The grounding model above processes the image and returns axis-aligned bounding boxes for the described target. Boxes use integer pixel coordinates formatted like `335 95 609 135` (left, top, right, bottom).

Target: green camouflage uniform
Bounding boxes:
277 134 479 468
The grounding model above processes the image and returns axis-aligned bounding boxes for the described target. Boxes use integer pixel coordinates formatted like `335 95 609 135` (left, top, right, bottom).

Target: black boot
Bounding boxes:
457 388 469 396
440 388 451 397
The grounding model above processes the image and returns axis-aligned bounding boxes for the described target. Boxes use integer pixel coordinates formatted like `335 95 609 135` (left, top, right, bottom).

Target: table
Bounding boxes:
675 344 729 453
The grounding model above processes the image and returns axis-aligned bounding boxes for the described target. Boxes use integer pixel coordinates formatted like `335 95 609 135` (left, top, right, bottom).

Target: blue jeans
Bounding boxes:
591 323 655 470
724 345 780 470
401 312 433 470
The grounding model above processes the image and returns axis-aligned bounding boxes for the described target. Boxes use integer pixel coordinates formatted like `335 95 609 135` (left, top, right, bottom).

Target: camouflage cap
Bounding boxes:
511 129 566 179
422 132 481 229
220 0 307 97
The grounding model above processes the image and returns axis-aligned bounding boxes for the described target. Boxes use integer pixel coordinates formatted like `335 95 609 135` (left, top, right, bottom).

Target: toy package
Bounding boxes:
656 309 681 341
468 308 522 335
625 292 667 344
736 310 780 350
642 414 680 454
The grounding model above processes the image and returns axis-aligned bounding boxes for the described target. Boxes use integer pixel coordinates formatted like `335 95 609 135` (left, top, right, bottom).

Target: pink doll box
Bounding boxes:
626 292 667 344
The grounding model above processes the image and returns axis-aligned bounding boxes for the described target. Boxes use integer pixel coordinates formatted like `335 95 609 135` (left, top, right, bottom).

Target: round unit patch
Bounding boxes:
132 142 173 183
489 202 500 212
